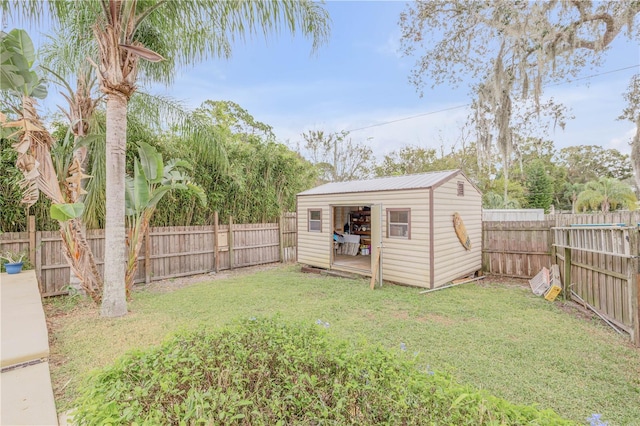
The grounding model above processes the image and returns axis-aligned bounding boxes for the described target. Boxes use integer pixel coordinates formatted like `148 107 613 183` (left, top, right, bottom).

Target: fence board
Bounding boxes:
553 226 638 344
554 212 640 226
281 212 297 263
482 220 554 278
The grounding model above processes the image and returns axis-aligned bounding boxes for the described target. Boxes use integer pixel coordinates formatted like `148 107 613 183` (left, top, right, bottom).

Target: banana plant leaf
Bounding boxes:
125 160 150 215
50 202 85 221
137 141 163 184
0 29 46 98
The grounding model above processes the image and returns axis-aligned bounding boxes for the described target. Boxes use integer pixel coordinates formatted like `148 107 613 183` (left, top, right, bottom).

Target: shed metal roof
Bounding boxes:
298 169 462 196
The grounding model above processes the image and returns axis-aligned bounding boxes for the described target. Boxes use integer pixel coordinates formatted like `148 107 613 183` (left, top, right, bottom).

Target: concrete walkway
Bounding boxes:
1 270 58 425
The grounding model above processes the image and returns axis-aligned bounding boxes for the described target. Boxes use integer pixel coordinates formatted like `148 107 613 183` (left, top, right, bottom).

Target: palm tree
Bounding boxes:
576 177 637 213
4 0 330 317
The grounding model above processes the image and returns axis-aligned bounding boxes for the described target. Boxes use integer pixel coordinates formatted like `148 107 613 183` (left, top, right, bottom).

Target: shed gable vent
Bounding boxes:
457 181 464 196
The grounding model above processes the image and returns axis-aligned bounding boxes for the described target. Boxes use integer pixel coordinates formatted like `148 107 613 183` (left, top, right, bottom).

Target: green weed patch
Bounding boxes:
71 317 572 425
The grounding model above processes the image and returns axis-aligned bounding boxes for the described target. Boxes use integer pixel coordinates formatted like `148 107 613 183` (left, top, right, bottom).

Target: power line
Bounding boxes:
544 64 638 87
346 104 469 133
345 64 639 134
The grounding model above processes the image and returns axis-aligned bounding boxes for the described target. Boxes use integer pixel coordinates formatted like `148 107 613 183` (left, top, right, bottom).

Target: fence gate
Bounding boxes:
553 226 640 346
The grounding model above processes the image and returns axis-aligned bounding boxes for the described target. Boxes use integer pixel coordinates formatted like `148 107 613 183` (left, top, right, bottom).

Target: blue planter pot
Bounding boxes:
5 262 23 274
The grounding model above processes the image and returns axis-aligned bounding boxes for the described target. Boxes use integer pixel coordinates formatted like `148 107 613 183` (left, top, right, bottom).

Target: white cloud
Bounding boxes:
375 31 403 59
607 126 636 154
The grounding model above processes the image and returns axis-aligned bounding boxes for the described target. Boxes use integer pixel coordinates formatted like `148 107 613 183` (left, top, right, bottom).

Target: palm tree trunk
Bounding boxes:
101 92 128 317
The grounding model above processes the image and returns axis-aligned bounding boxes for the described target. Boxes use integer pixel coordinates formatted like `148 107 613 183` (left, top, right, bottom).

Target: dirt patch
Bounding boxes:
556 299 599 322
391 310 410 320
139 263 283 294
480 274 530 289
416 313 456 326
393 309 455 326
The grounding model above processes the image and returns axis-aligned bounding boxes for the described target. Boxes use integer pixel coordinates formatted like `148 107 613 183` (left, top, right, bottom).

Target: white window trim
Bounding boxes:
308 208 322 232
387 208 411 239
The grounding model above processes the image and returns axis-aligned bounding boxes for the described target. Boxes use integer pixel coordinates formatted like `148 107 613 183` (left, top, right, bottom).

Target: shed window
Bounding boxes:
308 209 322 232
387 209 410 239
457 181 464 196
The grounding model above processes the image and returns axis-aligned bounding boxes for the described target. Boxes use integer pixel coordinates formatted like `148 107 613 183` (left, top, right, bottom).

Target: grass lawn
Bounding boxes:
46 265 640 425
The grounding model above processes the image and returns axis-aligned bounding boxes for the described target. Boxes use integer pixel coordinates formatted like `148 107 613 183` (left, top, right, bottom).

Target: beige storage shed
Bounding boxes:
296 170 482 289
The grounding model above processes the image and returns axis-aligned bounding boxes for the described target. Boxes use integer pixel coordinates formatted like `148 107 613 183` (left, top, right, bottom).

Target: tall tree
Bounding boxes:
374 146 439 177
399 1 639 198
524 159 554 212
299 130 374 183
620 74 640 190
557 145 633 184
176 100 316 224
4 0 330 317
483 176 527 209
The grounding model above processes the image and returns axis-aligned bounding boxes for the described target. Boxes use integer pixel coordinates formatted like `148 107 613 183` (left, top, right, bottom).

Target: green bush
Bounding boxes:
72 317 574 425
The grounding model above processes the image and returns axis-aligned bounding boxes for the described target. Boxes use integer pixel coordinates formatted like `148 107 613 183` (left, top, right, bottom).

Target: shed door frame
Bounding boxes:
370 204 382 284
330 203 375 272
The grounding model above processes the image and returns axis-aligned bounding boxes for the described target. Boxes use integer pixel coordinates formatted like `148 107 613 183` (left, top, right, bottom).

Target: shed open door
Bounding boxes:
370 204 382 285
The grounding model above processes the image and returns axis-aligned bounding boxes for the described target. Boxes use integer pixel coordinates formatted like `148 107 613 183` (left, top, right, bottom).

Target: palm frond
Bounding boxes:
129 91 228 172
39 27 98 82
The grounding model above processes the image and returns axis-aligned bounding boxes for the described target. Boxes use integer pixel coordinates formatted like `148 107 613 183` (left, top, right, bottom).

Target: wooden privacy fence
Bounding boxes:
482 213 640 277
0 214 297 297
482 219 555 278
483 213 640 346
553 226 639 346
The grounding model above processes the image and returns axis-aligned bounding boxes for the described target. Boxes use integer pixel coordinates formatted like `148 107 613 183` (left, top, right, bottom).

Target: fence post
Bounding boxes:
549 222 556 270
563 230 571 300
28 215 36 266
228 215 234 270
278 214 284 262
635 269 640 346
213 211 219 273
630 228 640 346
35 229 42 291
144 226 151 285
481 222 487 273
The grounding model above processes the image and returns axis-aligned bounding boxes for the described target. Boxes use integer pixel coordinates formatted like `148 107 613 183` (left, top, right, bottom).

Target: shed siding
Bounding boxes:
297 189 431 288
297 197 331 268
432 178 482 286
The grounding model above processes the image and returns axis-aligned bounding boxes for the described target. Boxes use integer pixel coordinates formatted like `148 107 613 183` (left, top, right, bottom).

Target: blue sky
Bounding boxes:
15 1 640 159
